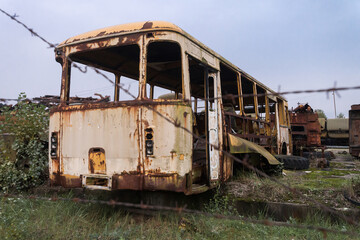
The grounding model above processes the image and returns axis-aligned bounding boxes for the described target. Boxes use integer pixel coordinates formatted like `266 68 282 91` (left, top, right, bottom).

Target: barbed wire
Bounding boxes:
0 193 357 238
1 7 359 104
0 8 57 48
1 7 359 235
1 82 360 104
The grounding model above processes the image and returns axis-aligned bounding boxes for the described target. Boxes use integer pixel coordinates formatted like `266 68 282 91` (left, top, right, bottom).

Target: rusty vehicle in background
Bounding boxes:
319 118 349 146
349 104 360 158
49 21 291 195
289 104 321 155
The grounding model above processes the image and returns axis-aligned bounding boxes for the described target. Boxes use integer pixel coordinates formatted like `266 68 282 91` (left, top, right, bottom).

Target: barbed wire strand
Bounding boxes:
1 7 360 104
2 83 360 104
0 193 357 238
0 8 57 48
1 7 358 234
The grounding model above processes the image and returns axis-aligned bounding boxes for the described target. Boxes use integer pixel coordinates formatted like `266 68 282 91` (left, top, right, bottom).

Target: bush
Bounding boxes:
0 93 49 191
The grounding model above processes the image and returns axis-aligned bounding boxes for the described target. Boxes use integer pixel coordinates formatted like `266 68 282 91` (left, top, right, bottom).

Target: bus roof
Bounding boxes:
58 21 285 101
59 21 183 45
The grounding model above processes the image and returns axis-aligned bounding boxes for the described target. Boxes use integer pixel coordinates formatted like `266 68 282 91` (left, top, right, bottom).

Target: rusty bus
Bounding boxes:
49 21 291 195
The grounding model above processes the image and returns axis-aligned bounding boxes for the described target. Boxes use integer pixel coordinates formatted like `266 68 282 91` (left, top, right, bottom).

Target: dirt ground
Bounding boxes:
226 149 360 209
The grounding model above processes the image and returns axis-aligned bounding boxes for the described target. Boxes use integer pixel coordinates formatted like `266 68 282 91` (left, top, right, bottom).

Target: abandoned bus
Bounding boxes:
49 21 291 195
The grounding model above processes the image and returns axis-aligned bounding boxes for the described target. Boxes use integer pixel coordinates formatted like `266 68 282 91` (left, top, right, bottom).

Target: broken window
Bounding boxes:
146 41 182 99
66 44 140 104
189 57 206 114
220 63 240 114
256 85 266 120
241 76 256 117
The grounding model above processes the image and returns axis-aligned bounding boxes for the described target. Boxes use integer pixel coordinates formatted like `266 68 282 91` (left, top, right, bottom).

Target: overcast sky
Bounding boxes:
1 0 359 117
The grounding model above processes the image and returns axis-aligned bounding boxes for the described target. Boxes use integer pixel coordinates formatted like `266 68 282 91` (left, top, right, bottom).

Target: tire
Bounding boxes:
302 151 332 161
275 155 309 170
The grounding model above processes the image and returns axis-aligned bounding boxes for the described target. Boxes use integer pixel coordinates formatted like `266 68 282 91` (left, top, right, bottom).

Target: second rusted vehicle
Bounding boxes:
349 104 360 158
289 104 321 155
49 21 291 195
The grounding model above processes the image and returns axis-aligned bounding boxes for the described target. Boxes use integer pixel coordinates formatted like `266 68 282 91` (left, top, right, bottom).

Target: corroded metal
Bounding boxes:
50 21 289 195
290 104 321 154
349 104 360 157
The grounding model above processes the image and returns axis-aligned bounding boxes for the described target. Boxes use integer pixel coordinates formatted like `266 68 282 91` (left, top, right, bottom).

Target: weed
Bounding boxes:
0 93 49 191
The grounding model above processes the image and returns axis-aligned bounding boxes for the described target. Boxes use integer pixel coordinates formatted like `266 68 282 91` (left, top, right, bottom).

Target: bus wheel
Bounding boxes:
275 155 309 170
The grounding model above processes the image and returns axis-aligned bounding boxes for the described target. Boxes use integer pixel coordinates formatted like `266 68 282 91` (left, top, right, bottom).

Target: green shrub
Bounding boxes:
0 93 49 191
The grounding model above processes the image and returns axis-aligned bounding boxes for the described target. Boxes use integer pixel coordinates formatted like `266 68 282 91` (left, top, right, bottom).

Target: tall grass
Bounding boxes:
0 195 358 240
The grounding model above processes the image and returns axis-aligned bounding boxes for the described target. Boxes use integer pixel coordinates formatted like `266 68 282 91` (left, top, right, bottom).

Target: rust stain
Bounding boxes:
89 159 95 173
141 21 153 29
59 174 82 188
144 157 151 166
96 31 107 37
112 172 187 192
51 100 189 114
170 150 177 159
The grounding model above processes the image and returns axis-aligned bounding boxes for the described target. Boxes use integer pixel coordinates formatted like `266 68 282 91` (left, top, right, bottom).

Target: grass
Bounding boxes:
226 155 360 208
0 194 358 240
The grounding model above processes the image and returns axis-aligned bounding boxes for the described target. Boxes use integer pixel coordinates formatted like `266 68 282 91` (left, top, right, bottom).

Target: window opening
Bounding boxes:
66 44 140 104
146 41 182 99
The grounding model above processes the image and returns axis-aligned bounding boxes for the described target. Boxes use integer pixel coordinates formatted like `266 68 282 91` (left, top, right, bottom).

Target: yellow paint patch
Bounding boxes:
89 148 106 174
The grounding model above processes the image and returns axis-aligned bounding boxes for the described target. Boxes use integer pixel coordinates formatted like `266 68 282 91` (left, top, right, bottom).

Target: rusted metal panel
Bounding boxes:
59 21 183 46
290 105 321 153
349 104 360 157
49 101 193 192
208 72 221 181
228 134 280 165
49 111 61 185
141 104 193 176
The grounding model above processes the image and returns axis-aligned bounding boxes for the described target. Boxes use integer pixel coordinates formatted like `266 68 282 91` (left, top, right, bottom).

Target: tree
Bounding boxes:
337 113 345 118
315 109 327 119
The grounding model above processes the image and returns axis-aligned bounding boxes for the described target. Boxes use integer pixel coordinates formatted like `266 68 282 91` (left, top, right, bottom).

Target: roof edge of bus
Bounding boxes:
57 21 183 46
57 21 286 101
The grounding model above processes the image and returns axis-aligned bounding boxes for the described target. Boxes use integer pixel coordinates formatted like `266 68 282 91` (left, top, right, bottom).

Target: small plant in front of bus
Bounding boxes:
205 186 238 216
0 93 49 191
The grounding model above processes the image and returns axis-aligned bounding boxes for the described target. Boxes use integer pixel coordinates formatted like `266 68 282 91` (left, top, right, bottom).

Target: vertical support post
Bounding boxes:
182 52 191 101
333 90 337 118
139 36 147 99
265 94 270 136
236 73 244 115
204 68 210 186
275 101 281 154
252 83 259 135
194 98 198 113
253 83 259 119
150 84 154 99
60 58 71 105
114 74 121 101
265 94 271 148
